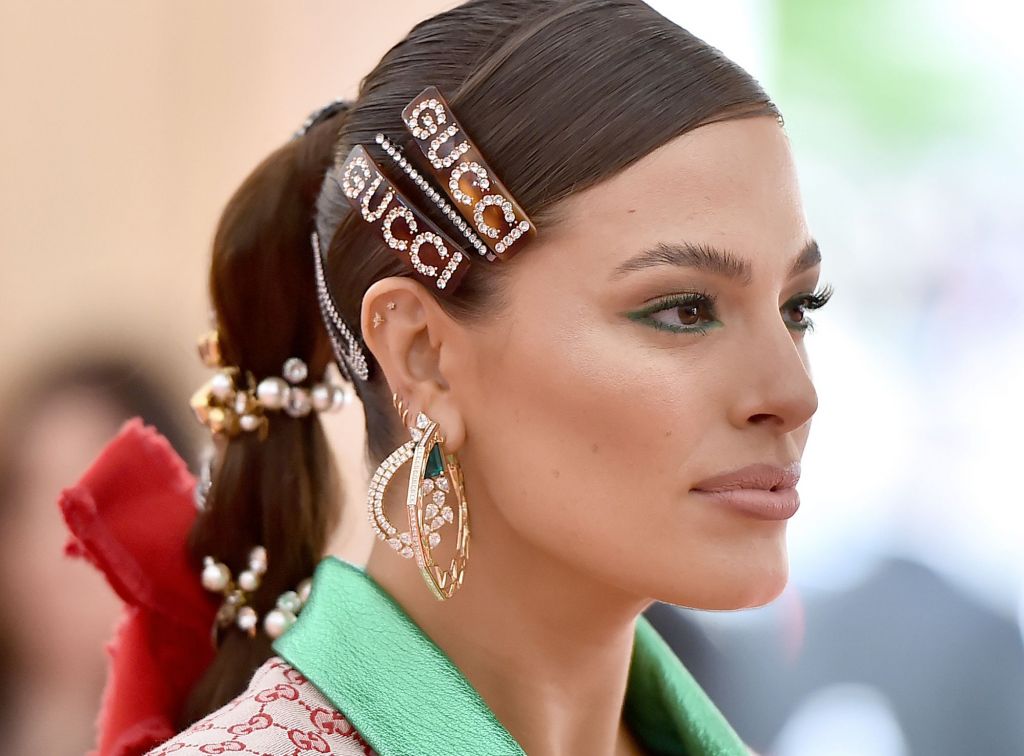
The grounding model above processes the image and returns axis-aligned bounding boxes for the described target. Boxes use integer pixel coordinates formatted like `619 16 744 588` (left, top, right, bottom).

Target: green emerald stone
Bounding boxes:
425 444 444 479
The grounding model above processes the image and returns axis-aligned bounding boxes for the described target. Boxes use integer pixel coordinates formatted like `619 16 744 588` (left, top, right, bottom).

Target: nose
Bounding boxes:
727 317 819 434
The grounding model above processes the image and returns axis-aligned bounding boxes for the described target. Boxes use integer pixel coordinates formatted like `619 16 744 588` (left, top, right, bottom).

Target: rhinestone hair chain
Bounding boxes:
312 229 370 383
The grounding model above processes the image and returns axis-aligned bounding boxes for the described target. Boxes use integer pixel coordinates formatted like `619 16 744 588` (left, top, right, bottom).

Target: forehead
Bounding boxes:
539 115 809 281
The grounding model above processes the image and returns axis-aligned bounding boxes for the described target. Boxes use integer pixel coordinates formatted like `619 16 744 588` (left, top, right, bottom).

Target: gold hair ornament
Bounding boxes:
189 330 352 440
200 545 312 644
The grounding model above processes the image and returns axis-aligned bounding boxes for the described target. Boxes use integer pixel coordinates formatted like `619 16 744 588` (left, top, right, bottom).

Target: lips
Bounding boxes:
691 461 801 493
692 486 801 520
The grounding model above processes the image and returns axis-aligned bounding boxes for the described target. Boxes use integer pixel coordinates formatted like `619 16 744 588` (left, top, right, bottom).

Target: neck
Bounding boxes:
365 494 652 756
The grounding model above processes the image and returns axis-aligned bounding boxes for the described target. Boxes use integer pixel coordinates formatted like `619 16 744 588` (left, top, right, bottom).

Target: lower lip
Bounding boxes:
692 487 800 520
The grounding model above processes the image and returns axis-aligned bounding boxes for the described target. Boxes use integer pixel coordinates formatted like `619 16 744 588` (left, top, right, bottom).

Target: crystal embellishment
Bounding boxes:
376 133 491 260
367 407 469 600
425 445 444 479
283 357 308 384
336 144 471 293
401 85 536 260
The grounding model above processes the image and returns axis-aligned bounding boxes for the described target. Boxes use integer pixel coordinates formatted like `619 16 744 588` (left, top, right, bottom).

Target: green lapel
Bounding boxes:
273 557 748 756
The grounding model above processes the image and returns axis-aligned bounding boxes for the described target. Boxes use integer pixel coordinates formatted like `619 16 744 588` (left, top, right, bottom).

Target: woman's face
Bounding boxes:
449 115 821 610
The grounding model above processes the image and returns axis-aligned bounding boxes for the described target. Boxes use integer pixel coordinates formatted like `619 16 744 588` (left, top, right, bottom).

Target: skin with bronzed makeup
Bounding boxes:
361 115 831 756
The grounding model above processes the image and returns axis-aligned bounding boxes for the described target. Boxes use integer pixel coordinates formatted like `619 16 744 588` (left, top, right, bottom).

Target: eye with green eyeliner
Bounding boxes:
625 282 835 335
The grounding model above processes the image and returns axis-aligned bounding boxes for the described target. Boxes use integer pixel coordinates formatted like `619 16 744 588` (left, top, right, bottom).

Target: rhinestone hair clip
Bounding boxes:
334 85 537 296
400 86 535 259
306 86 538 384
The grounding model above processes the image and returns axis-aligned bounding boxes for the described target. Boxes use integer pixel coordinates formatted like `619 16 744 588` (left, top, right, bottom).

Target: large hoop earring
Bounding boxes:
366 393 470 600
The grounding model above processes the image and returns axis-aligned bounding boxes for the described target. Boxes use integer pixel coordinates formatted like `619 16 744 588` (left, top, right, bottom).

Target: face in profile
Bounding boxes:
442 115 822 611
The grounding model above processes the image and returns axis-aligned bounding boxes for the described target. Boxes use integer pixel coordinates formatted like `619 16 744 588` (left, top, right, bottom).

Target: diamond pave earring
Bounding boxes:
366 392 470 600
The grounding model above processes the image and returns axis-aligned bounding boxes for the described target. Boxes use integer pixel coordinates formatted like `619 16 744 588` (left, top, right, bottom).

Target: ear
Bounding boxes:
360 277 467 452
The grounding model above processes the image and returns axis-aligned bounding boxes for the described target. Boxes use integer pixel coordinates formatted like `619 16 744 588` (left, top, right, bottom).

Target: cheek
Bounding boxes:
455 293 792 609
459 297 716 579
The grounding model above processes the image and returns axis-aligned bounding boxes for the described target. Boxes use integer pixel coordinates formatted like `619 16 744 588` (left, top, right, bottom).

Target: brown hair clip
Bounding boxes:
336 144 472 292
334 86 537 294
402 86 536 259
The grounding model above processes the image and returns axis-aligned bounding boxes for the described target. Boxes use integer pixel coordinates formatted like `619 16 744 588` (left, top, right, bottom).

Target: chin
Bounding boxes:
655 559 790 611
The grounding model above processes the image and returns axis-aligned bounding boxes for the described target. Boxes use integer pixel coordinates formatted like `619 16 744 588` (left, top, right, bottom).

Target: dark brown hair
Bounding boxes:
181 0 779 724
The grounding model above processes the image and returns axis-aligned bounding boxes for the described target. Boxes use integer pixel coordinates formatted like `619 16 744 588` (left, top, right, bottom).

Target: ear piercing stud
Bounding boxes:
373 302 397 329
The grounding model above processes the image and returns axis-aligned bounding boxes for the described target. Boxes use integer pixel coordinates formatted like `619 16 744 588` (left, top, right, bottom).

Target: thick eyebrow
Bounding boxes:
609 238 821 285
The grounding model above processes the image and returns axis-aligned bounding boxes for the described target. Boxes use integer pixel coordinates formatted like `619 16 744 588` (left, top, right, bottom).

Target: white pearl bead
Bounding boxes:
276 590 302 614
239 414 259 432
201 559 230 592
248 546 267 574
256 377 289 410
236 606 258 632
285 387 311 418
330 385 348 411
263 608 296 639
282 357 308 384
310 383 333 412
238 569 259 592
297 578 312 604
210 372 234 400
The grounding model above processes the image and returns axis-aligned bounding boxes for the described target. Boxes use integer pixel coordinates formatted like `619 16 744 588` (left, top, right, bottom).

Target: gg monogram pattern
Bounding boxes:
146 657 377 756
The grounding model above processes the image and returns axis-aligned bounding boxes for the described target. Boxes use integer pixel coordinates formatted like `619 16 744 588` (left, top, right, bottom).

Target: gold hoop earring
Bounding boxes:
365 393 470 600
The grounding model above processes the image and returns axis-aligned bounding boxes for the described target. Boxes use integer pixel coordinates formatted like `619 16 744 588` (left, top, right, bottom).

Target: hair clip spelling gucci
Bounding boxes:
336 144 472 292
333 85 538 296
401 86 536 259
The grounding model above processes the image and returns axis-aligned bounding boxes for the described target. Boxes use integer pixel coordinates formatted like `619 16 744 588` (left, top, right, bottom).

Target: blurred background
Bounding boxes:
0 1 1020 754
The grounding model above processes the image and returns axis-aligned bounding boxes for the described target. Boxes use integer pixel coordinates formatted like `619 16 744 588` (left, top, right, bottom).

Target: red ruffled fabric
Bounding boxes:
58 416 218 756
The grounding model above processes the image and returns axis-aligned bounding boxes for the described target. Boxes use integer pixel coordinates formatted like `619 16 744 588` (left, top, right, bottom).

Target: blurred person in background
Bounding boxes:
0 354 194 756
651 557 1024 755
58 1 836 754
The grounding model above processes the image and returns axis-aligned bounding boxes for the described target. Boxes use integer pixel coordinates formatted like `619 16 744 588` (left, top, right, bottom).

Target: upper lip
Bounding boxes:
691 461 801 493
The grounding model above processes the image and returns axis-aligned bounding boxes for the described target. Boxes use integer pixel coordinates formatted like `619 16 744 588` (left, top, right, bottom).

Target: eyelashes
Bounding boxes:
786 282 835 333
628 288 721 335
628 282 835 335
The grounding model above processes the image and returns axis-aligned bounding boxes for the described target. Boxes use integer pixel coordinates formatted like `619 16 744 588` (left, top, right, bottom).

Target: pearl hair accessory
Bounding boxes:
201 546 313 641
190 330 352 440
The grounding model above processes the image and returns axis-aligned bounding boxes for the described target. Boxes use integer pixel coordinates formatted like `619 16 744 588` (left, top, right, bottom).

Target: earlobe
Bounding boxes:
360 278 467 453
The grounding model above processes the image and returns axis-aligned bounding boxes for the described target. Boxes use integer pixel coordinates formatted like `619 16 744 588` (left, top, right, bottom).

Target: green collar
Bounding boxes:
273 557 748 756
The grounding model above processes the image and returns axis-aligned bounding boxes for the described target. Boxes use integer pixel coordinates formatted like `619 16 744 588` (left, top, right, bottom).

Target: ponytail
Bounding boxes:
178 105 349 725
